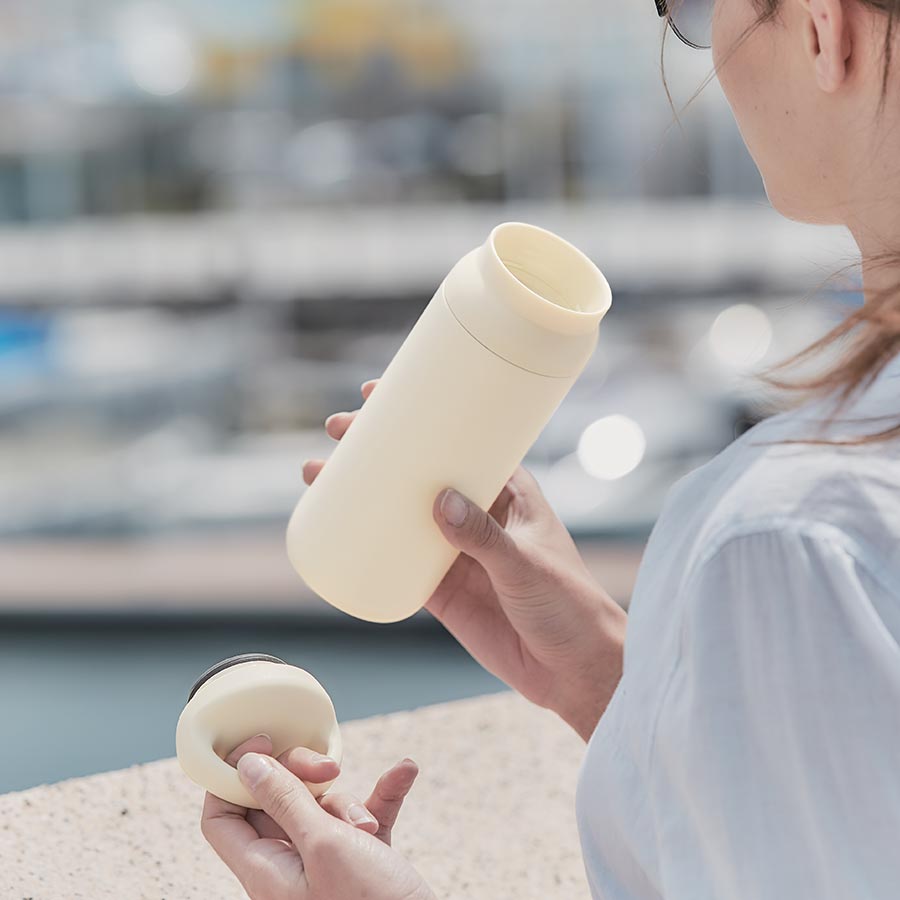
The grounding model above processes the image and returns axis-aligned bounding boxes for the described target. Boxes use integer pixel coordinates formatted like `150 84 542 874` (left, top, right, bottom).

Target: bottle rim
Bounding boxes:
483 221 612 336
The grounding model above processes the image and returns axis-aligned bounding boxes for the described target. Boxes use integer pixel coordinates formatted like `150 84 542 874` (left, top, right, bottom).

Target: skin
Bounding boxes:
711 0 900 300
203 1 900 893
201 733 432 900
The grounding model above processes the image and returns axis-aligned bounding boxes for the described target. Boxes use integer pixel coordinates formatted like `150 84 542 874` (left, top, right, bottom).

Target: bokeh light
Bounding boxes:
708 302 773 369
577 414 647 481
117 4 195 97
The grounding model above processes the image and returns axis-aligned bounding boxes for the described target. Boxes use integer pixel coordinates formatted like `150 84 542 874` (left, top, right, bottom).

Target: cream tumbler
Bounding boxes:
175 653 342 809
287 221 612 623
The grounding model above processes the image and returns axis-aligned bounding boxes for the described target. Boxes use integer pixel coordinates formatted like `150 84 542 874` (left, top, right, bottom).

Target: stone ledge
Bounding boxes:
0 535 641 614
0 691 589 899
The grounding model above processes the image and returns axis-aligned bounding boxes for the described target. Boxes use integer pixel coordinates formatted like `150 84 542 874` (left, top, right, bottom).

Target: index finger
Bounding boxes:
276 745 341 785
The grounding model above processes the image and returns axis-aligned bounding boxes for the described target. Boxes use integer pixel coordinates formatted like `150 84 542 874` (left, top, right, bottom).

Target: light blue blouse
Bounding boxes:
576 352 900 899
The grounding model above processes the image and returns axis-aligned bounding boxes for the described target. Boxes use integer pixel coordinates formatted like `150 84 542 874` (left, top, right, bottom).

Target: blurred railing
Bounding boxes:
0 201 858 305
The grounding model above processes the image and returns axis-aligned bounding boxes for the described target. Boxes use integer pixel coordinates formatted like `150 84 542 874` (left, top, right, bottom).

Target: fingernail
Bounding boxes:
252 733 271 742
311 752 336 765
348 803 376 826
237 752 271 790
440 489 468 527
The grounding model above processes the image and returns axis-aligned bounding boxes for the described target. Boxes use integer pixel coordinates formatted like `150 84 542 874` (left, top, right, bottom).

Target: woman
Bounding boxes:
199 0 900 895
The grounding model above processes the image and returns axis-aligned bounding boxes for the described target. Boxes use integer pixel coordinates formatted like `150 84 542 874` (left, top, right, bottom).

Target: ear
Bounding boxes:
801 0 852 92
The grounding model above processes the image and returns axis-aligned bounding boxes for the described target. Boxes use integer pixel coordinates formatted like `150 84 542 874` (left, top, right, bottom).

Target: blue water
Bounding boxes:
0 617 508 795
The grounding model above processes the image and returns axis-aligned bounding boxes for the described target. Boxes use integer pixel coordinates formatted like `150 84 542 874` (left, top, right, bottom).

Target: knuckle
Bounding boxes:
267 782 301 825
375 779 407 805
472 517 501 551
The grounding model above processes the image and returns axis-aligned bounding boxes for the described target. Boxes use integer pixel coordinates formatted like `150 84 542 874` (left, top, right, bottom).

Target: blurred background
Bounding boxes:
0 0 862 793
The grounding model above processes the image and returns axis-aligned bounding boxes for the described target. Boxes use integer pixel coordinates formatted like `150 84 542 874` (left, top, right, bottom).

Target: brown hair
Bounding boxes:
660 0 900 445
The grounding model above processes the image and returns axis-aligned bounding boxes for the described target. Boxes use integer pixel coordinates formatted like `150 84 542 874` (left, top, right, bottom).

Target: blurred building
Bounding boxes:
0 0 861 573
0 0 761 222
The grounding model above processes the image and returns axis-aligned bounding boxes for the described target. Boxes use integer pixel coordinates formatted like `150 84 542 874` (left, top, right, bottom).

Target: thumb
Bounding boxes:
237 752 327 849
435 488 530 590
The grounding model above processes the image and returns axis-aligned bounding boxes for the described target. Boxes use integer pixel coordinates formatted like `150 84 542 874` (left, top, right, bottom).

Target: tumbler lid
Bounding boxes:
187 652 287 702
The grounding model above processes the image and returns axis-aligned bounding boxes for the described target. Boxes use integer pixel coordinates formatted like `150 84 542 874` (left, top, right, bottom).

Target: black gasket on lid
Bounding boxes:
187 652 288 702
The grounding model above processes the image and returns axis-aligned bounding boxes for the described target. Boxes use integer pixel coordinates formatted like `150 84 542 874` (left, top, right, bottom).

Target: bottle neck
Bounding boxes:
479 222 611 337
443 244 605 378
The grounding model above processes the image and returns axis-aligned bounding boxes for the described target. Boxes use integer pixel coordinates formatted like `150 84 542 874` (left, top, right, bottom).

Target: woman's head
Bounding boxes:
663 0 900 443
710 0 899 228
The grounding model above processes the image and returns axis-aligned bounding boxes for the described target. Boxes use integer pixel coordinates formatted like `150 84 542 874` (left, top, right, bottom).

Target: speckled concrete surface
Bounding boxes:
1 691 590 899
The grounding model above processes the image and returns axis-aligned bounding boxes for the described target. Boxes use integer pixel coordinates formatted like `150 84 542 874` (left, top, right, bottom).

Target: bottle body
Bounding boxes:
287 222 611 623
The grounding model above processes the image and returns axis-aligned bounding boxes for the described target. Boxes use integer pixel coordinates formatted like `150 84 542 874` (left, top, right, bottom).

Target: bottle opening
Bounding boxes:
489 222 610 317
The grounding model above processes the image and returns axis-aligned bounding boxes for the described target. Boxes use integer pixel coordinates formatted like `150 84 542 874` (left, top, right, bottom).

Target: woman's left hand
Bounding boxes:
200 735 435 900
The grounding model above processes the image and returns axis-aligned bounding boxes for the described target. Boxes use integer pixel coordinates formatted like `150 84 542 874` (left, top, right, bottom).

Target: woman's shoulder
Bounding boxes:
676 485 900 677
686 403 900 582
675 431 900 648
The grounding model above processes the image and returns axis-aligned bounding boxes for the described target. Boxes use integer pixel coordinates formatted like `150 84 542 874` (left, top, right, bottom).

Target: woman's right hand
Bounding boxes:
302 379 627 742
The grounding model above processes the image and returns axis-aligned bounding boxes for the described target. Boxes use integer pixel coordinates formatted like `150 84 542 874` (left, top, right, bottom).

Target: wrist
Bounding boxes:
555 592 626 742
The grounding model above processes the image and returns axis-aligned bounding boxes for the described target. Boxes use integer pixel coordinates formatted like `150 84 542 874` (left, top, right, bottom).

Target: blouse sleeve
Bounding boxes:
651 524 900 900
